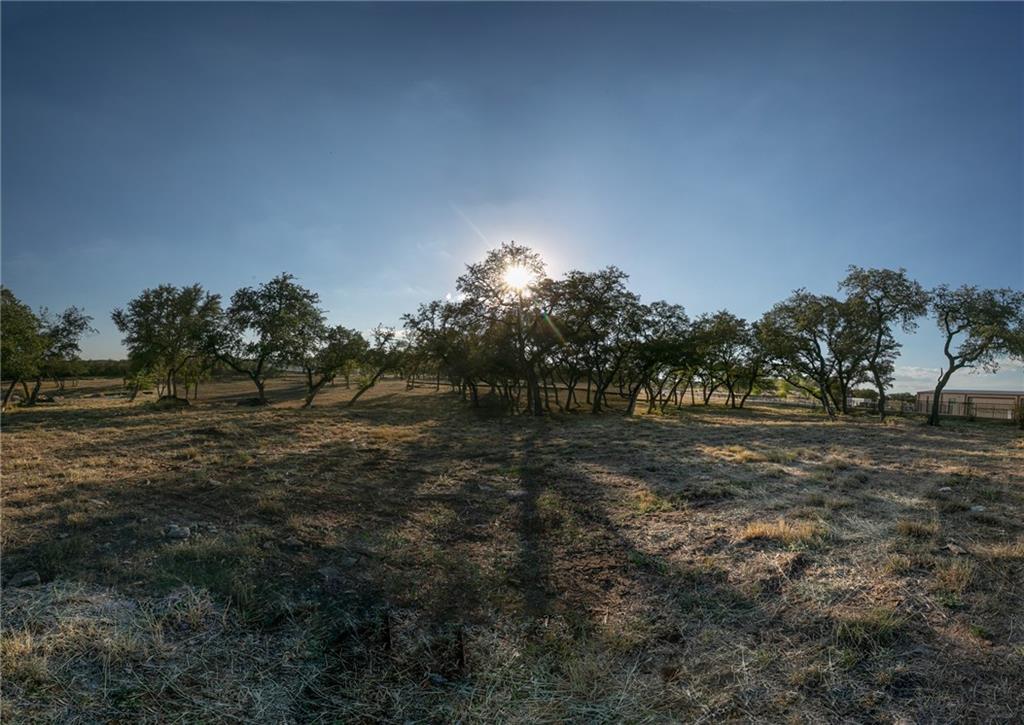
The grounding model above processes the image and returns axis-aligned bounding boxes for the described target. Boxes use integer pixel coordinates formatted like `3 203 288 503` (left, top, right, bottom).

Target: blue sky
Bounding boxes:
3 2 1022 392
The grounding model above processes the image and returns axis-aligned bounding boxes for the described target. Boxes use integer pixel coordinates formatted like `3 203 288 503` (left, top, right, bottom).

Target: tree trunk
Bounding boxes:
626 382 645 416
928 368 957 426
303 375 330 408
29 377 42 405
1 378 18 410
526 368 543 416
872 369 887 421
660 378 681 413
565 377 577 410
254 377 266 403
591 378 609 414
817 379 837 420
347 368 385 407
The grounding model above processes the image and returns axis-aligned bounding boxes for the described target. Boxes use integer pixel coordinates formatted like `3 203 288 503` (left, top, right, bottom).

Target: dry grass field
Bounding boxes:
2 377 1023 722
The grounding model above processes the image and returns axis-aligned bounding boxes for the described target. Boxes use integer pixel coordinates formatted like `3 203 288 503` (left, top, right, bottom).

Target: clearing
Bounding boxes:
2 378 1022 722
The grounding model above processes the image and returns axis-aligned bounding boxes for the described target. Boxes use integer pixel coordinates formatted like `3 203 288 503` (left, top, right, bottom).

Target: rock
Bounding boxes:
970 505 987 513
165 524 191 540
8 570 41 587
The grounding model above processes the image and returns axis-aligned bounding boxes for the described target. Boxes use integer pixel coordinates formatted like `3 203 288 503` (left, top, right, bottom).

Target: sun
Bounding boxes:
502 263 536 292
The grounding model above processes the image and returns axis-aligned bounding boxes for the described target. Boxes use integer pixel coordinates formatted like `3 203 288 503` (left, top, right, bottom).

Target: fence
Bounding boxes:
406 378 911 414
914 397 1019 422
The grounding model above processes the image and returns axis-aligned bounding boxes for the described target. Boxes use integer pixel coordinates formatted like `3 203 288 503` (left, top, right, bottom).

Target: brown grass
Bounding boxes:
934 560 977 595
740 517 824 545
2 375 1023 722
897 519 941 538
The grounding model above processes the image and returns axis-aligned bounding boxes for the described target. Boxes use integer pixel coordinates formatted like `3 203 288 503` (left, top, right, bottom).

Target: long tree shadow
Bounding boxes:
513 424 553 619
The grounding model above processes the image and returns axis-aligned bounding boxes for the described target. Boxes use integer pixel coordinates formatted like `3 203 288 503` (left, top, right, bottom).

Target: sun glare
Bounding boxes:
502 263 535 292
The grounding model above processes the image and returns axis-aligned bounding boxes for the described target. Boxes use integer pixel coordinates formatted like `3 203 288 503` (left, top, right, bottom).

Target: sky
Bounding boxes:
2 2 1022 392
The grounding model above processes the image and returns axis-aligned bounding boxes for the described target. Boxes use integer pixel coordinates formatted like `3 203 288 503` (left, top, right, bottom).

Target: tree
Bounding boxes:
821 295 874 415
347 325 404 407
562 268 644 414
926 285 1024 426
296 323 367 408
112 284 222 402
31 306 96 403
1 288 44 409
621 301 690 415
215 273 322 404
759 291 842 418
735 322 770 409
840 267 928 419
455 242 548 415
692 311 750 407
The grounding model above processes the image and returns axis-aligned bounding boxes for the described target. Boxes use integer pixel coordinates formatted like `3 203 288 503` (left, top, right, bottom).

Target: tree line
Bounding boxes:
108 274 401 409
400 243 1021 426
2 243 1021 425
1 276 399 410
1 288 96 407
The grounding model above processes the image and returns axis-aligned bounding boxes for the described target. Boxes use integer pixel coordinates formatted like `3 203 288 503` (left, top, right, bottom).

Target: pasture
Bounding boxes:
2 378 1022 722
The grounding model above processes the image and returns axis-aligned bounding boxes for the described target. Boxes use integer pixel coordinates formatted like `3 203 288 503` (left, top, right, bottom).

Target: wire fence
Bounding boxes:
407 378 896 414
913 397 1020 422
408 376 1022 423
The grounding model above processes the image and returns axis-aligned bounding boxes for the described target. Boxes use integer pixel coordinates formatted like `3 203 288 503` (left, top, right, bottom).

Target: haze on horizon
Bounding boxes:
2 2 1021 393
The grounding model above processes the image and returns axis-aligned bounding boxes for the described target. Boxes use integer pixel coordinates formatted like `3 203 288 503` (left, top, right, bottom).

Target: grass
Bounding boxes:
981 539 1024 560
934 560 976 595
2 376 1023 722
740 517 824 545
833 607 907 650
631 489 676 514
897 519 941 538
